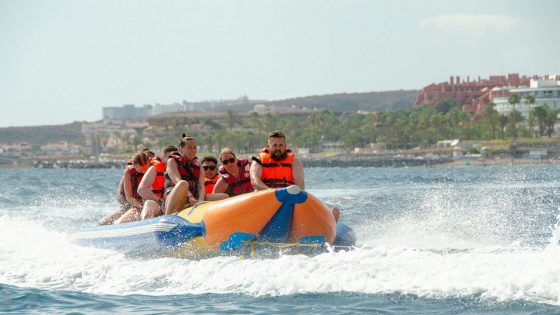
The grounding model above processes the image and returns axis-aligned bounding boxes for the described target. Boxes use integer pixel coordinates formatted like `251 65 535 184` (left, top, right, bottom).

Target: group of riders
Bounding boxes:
99 131 339 225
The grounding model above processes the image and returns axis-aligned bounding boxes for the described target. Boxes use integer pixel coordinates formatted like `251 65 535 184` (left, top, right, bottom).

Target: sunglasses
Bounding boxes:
221 157 236 165
203 165 216 170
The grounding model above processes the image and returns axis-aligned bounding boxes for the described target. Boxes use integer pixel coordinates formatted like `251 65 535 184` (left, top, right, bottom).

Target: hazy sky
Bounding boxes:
1 0 558 127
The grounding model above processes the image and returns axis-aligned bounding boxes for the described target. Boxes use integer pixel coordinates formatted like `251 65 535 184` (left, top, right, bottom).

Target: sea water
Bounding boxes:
1 165 560 314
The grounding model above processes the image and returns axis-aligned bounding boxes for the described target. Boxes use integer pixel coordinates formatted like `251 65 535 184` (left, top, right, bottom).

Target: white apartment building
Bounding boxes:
102 104 153 120
152 103 186 116
493 76 560 117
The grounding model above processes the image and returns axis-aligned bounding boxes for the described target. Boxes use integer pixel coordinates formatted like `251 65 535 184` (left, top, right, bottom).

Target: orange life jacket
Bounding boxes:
150 158 166 199
258 148 295 188
204 173 219 195
217 158 253 196
164 155 201 198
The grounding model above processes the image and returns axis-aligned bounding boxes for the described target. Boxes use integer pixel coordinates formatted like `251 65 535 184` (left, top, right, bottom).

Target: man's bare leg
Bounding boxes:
332 206 340 222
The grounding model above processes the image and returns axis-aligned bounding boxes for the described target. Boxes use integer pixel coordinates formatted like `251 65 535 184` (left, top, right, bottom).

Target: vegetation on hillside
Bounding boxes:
0 122 84 145
2 93 558 157
211 90 418 113
151 100 560 154
264 90 418 112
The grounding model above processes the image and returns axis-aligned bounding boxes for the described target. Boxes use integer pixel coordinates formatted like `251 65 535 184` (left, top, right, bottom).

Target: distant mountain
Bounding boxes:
267 90 418 112
0 122 84 145
212 90 419 113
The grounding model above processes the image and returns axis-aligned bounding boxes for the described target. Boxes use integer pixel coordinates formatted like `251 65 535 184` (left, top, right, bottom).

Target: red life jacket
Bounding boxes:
164 155 201 198
257 148 295 188
217 158 253 196
204 173 219 195
120 165 144 203
150 158 166 199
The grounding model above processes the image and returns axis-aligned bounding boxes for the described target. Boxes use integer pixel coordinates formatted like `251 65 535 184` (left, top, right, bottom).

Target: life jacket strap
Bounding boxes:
251 156 262 165
262 162 292 168
263 178 295 187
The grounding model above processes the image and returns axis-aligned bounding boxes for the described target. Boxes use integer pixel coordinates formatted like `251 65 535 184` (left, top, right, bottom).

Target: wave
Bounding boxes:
2 214 560 306
2 166 560 306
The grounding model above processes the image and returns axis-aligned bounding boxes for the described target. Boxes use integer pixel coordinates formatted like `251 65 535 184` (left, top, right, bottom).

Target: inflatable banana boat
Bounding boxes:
73 186 355 258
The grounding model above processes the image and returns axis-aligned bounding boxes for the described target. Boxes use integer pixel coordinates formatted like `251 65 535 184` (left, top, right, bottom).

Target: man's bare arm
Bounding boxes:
291 157 305 190
250 161 269 190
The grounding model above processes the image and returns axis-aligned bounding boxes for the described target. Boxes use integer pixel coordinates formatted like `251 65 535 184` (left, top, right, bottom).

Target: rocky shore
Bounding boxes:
6 152 559 169
301 156 452 167
32 159 124 169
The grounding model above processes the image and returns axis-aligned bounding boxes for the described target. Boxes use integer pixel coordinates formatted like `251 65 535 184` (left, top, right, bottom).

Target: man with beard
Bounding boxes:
250 131 340 221
250 131 305 191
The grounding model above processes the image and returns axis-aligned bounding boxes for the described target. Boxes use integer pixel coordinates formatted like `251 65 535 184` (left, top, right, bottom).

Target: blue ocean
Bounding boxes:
2 165 560 314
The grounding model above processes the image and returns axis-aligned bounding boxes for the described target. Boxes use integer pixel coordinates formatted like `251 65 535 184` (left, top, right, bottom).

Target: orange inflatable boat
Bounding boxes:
73 186 356 257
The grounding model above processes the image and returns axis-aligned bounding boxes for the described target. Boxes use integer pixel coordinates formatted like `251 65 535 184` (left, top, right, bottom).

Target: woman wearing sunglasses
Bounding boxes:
212 148 254 197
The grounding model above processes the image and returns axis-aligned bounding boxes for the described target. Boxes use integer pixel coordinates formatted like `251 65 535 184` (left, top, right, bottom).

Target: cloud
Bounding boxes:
419 14 520 36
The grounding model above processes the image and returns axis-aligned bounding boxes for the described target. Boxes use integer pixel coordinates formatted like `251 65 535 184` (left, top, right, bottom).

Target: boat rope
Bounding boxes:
239 241 324 259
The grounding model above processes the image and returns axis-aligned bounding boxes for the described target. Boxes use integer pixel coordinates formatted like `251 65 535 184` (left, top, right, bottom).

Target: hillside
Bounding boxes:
0 122 85 145
0 90 419 145
212 90 419 112
267 90 418 112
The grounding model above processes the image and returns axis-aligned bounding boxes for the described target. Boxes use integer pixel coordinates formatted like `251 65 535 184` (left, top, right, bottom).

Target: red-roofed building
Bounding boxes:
416 74 536 117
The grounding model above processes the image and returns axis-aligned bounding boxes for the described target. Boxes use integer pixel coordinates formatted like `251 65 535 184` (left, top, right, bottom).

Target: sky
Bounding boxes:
1 0 558 127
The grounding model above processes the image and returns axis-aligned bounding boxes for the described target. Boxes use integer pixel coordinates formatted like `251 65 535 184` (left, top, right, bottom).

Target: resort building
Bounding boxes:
102 96 263 121
416 73 560 118
416 74 534 116
492 76 560 117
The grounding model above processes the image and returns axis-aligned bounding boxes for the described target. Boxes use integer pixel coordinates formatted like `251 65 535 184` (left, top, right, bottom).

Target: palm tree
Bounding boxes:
202 118 223 130
262 113 278 132
308 112 321 130
532 105 549 137
523 95 535 106
280 117 298 141
527 111 536 138
482 103 499 139
430 112 446 138
199 131 214 153
319 110 340 141
498 114 509 140
250 111 261 132
508 93 520 108
509 109 524 139
545 107 558 137
226 109 241 131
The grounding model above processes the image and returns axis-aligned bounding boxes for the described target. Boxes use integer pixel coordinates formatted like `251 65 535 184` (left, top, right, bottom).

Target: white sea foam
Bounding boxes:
2 166 560 306
2 214 560 305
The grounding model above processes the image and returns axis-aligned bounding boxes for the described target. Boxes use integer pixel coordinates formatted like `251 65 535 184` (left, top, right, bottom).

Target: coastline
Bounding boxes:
3 155 558 169
301 155 560 168
437 156 560 167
